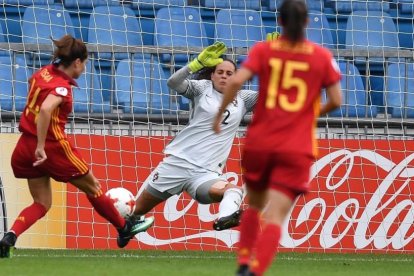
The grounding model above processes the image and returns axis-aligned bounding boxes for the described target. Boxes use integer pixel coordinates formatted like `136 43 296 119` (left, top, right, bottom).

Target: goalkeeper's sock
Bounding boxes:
10 202 47 237
250 223 281 276
87 191 125 229
218 188 243 219
237 207 260 265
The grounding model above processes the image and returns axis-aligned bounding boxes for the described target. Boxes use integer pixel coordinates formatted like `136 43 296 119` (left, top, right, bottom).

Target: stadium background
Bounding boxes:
0 0 413 255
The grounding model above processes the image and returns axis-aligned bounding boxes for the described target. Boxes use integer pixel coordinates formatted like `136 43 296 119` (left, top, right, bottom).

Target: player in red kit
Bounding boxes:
213 0 342 275
0 35 153 258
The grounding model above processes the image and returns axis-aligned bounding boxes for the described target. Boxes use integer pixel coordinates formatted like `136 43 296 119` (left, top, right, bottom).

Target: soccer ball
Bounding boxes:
106 187 136 218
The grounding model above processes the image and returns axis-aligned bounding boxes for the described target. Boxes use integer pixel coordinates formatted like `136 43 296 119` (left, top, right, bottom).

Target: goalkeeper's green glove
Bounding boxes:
188 41 227 73
266 31 280 42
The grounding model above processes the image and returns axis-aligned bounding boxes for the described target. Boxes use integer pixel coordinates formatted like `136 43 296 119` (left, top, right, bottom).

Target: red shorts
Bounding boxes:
241 149 314 200
11 133 89 183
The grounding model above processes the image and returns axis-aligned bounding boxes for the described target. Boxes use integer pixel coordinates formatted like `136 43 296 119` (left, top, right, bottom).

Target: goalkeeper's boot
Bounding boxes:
213 210 242 231
236 264 256 276
0 232 17 258
117 215 154 248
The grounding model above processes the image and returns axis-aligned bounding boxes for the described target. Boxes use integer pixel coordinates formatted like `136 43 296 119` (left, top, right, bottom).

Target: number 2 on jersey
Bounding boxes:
266 58 309 112
221 109 230 125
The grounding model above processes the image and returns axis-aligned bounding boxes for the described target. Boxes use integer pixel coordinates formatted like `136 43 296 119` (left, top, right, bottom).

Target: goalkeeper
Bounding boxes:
118 33 280 248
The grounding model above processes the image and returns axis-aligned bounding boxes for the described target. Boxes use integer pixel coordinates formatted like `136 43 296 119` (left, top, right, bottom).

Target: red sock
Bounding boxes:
237 208 260 265
250 224 281 276
87 191 125 229
11 202 47 237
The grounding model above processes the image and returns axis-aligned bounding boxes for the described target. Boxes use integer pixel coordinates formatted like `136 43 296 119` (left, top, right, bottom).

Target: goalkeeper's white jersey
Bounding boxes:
165 67 257 174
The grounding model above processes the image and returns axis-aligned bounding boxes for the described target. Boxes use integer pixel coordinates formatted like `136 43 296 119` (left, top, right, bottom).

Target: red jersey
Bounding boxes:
19 64 77 141
242 38 341 157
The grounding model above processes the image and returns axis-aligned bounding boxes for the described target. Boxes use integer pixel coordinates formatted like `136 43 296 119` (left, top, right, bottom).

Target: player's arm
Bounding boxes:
213 67 253 133
319 55 342 116
319 82 342 116
33 94 63 166
166 66 192 95
168 42 227 98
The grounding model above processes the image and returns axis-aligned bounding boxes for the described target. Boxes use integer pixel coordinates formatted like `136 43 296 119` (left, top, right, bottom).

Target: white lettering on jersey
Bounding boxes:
55 87 68 96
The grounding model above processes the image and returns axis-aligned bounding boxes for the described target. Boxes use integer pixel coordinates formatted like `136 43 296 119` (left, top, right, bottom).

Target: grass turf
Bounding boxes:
0 249 413 276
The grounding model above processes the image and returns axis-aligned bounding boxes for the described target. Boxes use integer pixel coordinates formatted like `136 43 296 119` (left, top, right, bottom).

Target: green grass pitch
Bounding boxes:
0 249 413 276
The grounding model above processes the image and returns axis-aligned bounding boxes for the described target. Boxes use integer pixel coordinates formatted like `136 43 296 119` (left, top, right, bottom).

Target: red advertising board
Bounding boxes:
66 136 414 253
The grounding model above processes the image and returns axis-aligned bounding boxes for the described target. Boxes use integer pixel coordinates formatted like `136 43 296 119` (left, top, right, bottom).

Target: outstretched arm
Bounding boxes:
167 41 228 95
166 66 192 94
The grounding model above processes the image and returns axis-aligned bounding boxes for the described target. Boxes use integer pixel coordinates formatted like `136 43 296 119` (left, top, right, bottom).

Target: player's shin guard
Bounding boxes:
87 191 125 229
10 202 47 237
218 188 243 219
250 224 281 276
237 208 260 266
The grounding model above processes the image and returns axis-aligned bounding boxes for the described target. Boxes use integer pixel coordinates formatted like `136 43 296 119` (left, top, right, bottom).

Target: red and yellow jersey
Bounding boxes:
19 64 77 141
242 37 341 157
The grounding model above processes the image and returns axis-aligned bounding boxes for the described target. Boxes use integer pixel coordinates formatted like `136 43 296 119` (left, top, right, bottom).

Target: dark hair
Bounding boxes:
279 0 308 43
52 34 88 67
193 58 237 80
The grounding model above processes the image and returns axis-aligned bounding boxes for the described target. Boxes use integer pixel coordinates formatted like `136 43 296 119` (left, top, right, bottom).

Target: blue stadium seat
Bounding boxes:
392 0 414 14
326 61 377 118
326 0 390 13
22 5 76 44
64 0 120 9
73 62 110 113
132 0 186 9
345 10 399 109
115 57 179 114
306 10 334 48
385 63 414 118
345 11 398 51
21 4 76 65
0 24 8 56
0 55 31 112
154 7 207 64
2 0 53 5
88 5 143 61
270 0 323 11
215 9 265 51
391 0 414 49
205 0 262 10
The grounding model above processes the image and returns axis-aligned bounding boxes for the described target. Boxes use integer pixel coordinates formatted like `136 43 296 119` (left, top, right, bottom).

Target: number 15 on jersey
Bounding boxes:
266 58 309 112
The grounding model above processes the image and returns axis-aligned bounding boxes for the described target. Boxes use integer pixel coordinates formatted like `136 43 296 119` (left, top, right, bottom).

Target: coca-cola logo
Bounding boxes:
135 150 414 252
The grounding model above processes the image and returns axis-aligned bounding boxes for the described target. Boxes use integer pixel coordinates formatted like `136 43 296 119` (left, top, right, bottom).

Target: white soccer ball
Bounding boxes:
106 187 136 218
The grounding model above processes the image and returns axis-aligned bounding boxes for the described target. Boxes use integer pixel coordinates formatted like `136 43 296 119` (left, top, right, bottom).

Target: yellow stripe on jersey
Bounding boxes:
312 97 321 157
51 108 64 140
59 139 88 174
51 107 88 174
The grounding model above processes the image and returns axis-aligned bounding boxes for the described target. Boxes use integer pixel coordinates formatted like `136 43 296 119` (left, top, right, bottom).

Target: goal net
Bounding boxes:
0 0 413 253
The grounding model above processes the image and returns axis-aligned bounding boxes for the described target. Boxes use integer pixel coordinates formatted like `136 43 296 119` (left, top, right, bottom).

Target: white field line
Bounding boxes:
14 253 414 263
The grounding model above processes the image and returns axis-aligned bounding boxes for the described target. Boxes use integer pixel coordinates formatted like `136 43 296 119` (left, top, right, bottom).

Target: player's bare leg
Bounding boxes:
203 181 243 231
71 172 154 248
133 189 166 216
1 176 51 258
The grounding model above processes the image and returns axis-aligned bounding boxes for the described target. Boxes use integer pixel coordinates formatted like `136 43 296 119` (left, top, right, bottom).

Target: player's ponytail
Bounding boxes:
52 34 88 67
279 0 308 43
